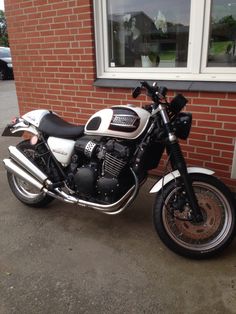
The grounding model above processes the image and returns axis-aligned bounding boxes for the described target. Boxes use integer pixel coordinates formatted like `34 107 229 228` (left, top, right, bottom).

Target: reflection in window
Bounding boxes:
208 0 236 67
107 0 190 68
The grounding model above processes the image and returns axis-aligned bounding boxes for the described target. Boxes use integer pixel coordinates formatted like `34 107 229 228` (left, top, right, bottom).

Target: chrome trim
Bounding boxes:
3 159 43 191
110 114 139 128
8 146 50 185
103 168 139 215
10 119 39 136
51 169 139 214
4 152 139 215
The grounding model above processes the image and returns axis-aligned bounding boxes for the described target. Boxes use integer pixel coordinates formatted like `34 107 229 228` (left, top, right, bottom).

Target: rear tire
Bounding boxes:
7 140 54 208
153 174 236 259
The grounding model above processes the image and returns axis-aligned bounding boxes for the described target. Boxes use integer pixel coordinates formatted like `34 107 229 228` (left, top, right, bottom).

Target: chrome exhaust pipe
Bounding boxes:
53 168 139 214
3 158 44 191
8 146 52 186
4 148 139 214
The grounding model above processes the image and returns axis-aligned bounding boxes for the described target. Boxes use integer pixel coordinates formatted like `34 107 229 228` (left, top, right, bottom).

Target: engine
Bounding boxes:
69 136 132 202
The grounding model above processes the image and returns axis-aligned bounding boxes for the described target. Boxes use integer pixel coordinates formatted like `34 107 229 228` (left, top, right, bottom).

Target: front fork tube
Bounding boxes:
159 104 203 222
167 141 203 222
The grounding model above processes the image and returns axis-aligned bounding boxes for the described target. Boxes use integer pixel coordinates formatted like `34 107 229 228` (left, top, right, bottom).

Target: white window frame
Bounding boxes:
93 0 236 82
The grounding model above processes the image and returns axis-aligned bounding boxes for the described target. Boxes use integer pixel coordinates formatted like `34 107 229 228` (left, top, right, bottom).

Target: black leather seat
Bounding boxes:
39 113 84 139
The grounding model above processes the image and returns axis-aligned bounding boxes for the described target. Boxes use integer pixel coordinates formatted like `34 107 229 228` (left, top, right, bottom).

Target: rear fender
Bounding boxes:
150 167 215 194
2 119 39 137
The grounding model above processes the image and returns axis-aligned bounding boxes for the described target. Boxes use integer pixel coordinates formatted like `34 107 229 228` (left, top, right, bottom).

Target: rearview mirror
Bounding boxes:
132 87 141 98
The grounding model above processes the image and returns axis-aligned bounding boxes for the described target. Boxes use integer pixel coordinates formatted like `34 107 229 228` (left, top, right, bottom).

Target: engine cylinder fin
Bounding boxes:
104 153 126 177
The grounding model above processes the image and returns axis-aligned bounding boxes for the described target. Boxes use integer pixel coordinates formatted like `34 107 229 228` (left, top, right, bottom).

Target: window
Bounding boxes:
94 0 236 81
208 0 236 67
107 0 190 68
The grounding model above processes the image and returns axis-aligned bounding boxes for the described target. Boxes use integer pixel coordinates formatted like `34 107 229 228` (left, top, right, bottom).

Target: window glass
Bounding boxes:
107 0 191 68
208 0 236 67
0 47 11 58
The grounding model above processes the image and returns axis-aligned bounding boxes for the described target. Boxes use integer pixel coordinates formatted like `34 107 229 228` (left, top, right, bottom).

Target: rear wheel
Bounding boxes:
7 140 54 207
153 174 236 259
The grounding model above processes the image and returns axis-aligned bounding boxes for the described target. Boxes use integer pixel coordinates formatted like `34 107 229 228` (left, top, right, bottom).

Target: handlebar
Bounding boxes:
133 81 168 103
133 81 188 116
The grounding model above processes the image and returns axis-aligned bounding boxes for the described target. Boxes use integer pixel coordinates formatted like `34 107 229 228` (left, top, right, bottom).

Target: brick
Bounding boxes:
227 93 236 99
216 114 236 123
200 92 225 99
191 126 214 135
188 139 213 148
215 129 236 138
213 157 233 165
224 123 236 130
197 146 220 155
192 98 218 106
219 99 236 107
222 151 234 159
211 107 236 115
207 135 233 144
214 143 233 152
197 120 222 129
188 105 210 113
205 162 230 172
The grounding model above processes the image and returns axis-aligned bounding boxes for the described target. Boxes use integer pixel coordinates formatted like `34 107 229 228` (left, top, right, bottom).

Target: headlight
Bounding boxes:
172 112 192 140
7 63 13 68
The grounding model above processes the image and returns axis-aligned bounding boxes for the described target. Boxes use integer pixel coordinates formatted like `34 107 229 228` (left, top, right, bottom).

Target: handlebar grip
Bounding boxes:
140 81 152 91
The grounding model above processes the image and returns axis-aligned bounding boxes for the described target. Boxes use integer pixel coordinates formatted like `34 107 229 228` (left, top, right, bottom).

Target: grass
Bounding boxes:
210 41 232 55
159 51 176 60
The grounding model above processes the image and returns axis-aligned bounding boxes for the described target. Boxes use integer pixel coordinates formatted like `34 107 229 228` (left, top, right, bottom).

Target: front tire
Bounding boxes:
7 140 54 208
153 174 235 259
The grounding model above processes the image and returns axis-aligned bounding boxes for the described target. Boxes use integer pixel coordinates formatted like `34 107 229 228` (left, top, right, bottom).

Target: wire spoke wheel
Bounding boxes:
7 140 53 208
153 174 235 259
12 175 42 198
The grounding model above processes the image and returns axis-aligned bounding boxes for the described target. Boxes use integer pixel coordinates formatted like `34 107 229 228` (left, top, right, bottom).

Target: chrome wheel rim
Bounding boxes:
162 182 232 251
12 174 43 199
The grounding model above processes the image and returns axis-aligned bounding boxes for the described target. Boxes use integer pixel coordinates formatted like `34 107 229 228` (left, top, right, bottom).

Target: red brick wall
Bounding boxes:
5 0 236 192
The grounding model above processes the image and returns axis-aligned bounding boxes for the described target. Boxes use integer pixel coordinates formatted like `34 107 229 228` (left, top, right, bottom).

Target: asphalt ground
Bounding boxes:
0 81 236 314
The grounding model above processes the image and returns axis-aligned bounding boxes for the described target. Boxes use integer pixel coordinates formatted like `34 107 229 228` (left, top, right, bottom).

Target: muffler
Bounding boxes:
8 146 52 186
3 158 44 191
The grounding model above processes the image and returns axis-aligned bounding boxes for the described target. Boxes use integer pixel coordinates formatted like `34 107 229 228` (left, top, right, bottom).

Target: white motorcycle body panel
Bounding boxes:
150 167 215 194
85 105 150 140
22 110 51 127
47 137 75 166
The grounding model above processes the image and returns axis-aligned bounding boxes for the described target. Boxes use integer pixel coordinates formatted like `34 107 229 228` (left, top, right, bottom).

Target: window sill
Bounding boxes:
94 79 236 93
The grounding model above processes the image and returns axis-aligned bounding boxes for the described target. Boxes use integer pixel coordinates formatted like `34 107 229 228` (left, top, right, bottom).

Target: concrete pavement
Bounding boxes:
0 81 236 314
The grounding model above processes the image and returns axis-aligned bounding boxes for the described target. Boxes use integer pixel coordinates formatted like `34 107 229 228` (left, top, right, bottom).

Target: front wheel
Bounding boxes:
153 174 235 259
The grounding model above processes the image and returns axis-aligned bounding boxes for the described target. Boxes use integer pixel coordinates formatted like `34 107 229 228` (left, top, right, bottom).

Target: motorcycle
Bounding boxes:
2 81 235 259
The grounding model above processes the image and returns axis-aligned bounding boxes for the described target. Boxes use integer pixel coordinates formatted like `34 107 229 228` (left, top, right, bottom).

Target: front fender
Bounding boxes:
150 167 215 194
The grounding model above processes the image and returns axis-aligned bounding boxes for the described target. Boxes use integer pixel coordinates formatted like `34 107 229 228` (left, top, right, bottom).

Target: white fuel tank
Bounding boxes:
85 105 150 140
